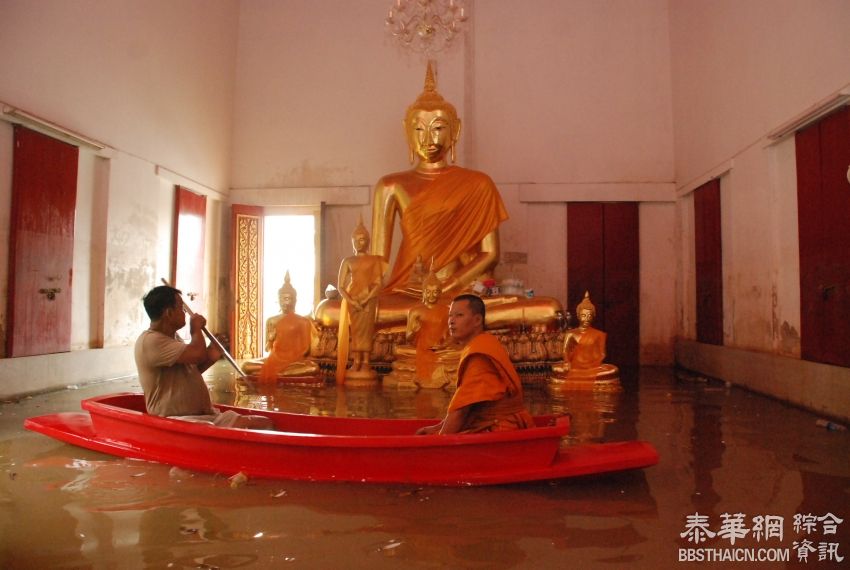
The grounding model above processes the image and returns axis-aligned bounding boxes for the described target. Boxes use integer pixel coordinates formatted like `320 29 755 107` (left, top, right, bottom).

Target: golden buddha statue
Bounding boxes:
313 62 562 339
242 271 320 381
336 218 387 382
550 291 620 389
383 264 461 389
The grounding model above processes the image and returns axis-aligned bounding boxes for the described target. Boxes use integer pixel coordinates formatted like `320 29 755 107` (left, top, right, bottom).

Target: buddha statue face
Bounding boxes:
279 291 296 314
406 109 458 164
352 229 370 253
575 291 596 328
577 307 595 328
351 216 370 253
422 282 441 306
404 61 461 166
278 271 297 314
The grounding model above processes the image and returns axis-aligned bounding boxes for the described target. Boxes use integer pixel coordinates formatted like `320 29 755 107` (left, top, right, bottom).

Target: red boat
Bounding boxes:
25 393 658 486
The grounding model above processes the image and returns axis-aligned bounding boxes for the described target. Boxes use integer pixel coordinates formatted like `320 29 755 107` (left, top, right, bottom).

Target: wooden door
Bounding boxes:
567 203 605 326
694 179 723 345
171 186 207 313
6 125 78 357
796 106 850 367
231 204 264 360
567 202 640 368
603 203 640 367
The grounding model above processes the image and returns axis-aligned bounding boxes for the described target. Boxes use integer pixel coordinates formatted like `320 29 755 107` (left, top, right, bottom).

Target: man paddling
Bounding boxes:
416 294 534 435
135 285 272 429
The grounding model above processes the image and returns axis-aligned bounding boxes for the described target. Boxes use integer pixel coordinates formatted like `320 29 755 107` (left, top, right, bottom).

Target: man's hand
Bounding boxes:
415 423 442 436
189 313 207 334
207 342 224 363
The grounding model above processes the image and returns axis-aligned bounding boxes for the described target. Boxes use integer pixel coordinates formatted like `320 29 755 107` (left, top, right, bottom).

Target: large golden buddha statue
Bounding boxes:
550 291 620 389
242 272 320 381
383 264 461 389
314 62 562 339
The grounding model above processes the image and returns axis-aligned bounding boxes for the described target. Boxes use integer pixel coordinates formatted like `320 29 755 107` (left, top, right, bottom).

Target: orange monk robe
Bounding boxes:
413 304 450 380
448 333 534 433
383 166 508 292
259 313 312 382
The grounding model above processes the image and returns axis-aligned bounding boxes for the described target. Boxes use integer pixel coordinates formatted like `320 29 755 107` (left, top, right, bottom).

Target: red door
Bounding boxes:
171 186 207 314
230 204 264 360
6 126 78 357
796 106 850 367
567 202 640 368
694 179 723 345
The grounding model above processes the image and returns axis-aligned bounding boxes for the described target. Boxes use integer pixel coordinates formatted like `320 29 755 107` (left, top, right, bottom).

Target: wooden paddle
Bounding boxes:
160 278 247 378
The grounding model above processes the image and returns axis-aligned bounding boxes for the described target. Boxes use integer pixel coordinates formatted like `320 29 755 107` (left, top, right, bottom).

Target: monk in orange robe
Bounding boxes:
416 295 533 435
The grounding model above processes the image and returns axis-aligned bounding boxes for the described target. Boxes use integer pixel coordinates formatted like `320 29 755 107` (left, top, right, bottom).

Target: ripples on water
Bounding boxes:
2 365 848 568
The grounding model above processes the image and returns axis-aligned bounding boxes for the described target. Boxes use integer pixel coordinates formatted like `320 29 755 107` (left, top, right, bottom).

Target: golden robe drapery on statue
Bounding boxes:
381 166 507 293
259 313 314 382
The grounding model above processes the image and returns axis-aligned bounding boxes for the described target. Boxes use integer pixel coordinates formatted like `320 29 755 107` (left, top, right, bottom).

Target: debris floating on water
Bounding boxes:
169 466 192 479
815 419 847 431
229 471 248 488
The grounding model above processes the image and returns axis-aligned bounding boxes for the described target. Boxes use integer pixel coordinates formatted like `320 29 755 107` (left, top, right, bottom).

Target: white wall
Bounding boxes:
474 0 674 183
0 0 239 190
670 0 850 188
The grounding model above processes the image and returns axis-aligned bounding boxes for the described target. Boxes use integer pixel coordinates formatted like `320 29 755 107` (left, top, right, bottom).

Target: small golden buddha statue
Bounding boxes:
242 271 320 381
313 61 562 337
336 218 387 382
383 264 461 389
406 254 427 290
550 291 620 389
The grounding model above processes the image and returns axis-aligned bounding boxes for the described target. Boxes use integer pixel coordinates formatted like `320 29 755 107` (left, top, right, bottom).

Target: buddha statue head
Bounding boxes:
421 260 443 307
279 271 297 314
352 216 370 253
576 291 596 328
404 61 462 165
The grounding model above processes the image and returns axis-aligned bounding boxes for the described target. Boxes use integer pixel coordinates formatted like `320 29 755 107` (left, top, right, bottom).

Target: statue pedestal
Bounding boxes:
343 367 379 388
382 353 458 390
548 363 621 391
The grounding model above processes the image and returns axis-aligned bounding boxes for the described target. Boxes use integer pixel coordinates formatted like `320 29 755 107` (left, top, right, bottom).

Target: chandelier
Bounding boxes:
385 0 468 56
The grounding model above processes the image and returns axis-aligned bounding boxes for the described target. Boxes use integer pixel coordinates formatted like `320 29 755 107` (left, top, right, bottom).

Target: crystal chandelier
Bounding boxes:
385 0 468 56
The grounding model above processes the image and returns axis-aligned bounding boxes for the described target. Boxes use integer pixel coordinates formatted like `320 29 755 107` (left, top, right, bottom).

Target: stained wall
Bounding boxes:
0 0 239 396
669 0 850 419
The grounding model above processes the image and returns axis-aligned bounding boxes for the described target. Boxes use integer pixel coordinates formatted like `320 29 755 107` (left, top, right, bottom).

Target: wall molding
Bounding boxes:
518 182 675 203
229 186 371 206
766 88 850 143
676 160 734 197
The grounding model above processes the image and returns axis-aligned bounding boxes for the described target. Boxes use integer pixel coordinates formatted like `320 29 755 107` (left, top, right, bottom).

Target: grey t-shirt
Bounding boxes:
134 329 215 417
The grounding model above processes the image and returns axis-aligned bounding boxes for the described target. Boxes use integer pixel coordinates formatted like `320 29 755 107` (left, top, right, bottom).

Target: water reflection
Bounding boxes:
3 365 849 568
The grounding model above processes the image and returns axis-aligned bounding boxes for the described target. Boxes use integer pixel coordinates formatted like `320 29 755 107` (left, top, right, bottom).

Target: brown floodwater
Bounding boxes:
1 365 848 568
